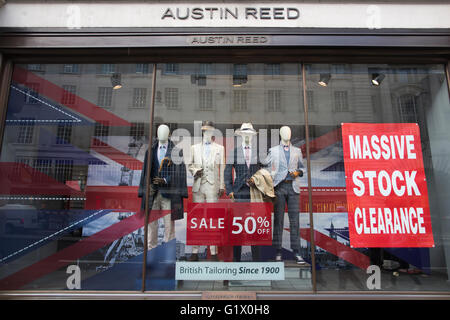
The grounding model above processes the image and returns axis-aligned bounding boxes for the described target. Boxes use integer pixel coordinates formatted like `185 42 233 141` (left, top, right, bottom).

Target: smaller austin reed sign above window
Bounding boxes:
187 35 271 46
161 7 300 21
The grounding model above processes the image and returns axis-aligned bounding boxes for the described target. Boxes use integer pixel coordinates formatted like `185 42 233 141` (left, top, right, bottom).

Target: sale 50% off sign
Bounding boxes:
186 202 273 246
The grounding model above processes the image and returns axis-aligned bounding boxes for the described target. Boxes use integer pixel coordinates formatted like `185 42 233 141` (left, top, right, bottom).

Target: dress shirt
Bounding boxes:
157 142 168 165
242 143 252 168
203 141 211 159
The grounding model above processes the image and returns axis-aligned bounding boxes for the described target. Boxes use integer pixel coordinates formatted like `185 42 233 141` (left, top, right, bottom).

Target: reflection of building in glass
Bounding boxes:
325 221 350 246
14 64 432 197
1 62 443 272
303 221 362 269
2 63 439 202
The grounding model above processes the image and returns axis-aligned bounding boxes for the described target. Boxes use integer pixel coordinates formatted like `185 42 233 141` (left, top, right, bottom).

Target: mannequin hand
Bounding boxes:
247 178 255 186
289 170 303 178
228 192 234 200
194 169 203 179
153 177 166 185
218 189 225 197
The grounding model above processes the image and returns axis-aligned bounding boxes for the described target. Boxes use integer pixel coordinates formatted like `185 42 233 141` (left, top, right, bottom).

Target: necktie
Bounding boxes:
244 146 250 168
283 144 289 151
159 145 166 164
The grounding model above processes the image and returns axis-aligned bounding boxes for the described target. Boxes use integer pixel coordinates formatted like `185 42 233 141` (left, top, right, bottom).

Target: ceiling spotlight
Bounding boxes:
111 73 122 90
318 74 331 87
233 75 247 87
371 73 385 86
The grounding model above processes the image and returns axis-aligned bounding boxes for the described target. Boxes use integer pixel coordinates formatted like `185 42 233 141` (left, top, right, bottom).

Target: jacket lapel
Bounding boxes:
237 144 245 166
251 141 258 165
208 142 217 164
288 146 295 170
279 144 287 167
152 142 159 170
166 140 174 157
198 143 204 166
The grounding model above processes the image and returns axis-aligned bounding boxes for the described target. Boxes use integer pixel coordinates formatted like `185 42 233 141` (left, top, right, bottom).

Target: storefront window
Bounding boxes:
306 63 450 291
0 64 153 290
151 63 312 291
0 61 449 294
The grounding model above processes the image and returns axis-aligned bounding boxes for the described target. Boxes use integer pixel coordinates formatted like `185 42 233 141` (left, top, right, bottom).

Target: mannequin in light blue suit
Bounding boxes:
264 126 306 265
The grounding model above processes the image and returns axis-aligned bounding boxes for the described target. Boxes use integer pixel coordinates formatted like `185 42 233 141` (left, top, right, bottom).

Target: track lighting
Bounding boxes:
318 73 331 87
111 73 122 90
232 75 247 87
371 73 385 86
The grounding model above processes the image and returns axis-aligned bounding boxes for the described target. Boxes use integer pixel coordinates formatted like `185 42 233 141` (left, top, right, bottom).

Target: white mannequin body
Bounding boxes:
270 125 306 263
188 125 225 258
148 124 174 250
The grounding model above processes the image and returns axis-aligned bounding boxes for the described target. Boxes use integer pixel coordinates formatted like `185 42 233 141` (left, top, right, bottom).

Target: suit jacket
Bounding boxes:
225 143 261 197
188 141 225 195
138 140 188 220
263 143 305 194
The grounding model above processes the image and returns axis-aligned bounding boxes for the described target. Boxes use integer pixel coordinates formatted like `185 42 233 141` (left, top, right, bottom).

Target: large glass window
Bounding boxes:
305 63 450 291
0 60 449 294
151 63 311 292
0 64 152 290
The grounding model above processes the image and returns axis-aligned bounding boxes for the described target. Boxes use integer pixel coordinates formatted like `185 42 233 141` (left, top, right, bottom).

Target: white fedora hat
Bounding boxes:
201 120 215 131
235 123 257 135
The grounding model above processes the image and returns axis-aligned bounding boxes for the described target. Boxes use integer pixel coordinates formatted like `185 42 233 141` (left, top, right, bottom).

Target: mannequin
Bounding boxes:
153 124 170 185
188 120 225 261
225 122 261 262
264 126 306 265
138 124 188 250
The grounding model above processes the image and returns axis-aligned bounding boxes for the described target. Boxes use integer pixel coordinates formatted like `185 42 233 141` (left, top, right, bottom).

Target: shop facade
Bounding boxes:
0 1 449 299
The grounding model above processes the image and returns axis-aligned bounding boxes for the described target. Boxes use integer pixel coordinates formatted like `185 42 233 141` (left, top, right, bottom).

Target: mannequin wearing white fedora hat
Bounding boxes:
234 122 258 136
225 122 262 262
188 121 225 261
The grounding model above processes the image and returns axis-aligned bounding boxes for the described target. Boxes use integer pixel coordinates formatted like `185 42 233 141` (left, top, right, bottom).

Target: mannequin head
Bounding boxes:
280 126 291 144
242 133 253 145
157 124 170 143
235 123 257 146
203 130 213 143
201 120 215 143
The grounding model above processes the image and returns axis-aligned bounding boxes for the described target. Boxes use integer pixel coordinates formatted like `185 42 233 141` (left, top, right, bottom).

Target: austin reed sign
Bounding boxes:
161 7 300 20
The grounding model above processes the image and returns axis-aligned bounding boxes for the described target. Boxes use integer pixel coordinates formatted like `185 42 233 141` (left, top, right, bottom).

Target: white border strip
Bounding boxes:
0 3 449 29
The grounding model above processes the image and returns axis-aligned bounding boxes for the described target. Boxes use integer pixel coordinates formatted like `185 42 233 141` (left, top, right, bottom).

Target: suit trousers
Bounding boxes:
191 181 218 256
148 191 174 250
233 185 261 262
273 181 300 253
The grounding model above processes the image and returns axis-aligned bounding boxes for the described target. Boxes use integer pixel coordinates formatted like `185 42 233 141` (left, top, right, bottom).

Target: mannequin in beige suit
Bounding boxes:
188 121 225 261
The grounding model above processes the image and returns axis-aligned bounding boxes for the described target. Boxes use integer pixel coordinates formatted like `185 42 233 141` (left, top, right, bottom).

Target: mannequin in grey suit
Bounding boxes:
264 126 307 265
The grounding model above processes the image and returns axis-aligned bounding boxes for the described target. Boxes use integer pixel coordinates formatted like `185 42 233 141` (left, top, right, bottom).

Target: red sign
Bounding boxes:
186 202 272 246
342 123 434 248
